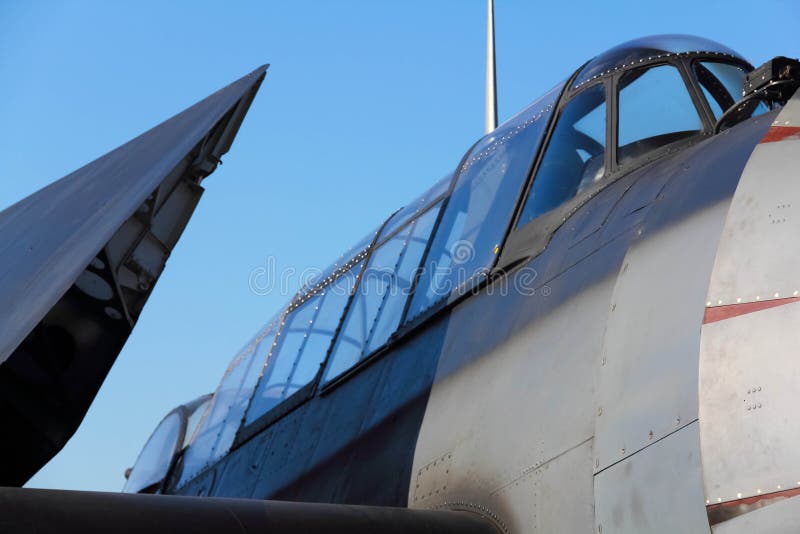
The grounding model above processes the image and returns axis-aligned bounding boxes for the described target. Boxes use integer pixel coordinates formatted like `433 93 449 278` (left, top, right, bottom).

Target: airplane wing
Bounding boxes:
0 65 267 486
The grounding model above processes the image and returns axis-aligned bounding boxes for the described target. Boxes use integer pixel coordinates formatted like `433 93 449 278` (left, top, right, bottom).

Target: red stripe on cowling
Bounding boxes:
706 486 800 525
703 297 800 324
759 125 800 144
707 486 800 511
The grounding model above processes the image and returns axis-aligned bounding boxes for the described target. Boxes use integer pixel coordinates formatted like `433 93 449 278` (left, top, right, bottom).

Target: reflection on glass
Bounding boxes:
182 396 212 449
694 61 768 120
123 411 182 493
295 229 374 301
517 83 607 227
177 314 282 487
379 174 452 241
324 203 441 382
617 65 702 164
245 265 360 423
574 35 742 89
406 83 563 319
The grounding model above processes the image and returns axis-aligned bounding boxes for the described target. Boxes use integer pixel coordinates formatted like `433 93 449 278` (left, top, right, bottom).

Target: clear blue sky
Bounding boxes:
2 0 797 492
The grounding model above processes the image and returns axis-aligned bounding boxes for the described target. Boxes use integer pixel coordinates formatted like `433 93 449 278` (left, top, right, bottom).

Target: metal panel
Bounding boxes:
700 94 800 506
594 200 730 471
490 438 594 534
705 135 800 305
594 422 709 534
699 300 800 503
409 262 612 532
772 91 800 125
712 494 800 534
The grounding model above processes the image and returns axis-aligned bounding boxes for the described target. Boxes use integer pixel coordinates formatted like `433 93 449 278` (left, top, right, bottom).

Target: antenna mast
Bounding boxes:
484 0 498 134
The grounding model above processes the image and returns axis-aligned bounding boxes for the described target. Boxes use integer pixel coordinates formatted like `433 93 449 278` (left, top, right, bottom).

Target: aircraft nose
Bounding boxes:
698 93 800 527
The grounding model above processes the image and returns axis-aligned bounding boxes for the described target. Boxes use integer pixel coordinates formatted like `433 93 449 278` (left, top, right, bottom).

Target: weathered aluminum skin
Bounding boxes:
594 423 708 533
700 92 800 528
701 301 800 502
408 111 777 532
594 200 729 473
713 494 800 533
408 276 606 532
705 102 800 305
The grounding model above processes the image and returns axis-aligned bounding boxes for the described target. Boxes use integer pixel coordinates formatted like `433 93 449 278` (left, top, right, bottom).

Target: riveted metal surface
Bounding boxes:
712 494 800 533
409 256 613 532
212 422 276 499
594 422 709 533
772 91 800 126
573 50 739 90
699 300 800 504
564 180 626 248
177 464 218 497
194 314 453 506
489 438 594 533
698 94 800 513
594 199 731 472
413 452 453 505
706 96 800 307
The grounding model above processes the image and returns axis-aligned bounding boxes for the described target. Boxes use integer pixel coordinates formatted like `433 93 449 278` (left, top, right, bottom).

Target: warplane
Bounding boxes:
1 3 800 533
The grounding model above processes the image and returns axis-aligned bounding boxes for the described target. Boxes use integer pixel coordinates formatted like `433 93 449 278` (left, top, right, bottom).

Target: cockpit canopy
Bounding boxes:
513 35 766 229
122 394 211 494
132 35 776 492
573 34 746 90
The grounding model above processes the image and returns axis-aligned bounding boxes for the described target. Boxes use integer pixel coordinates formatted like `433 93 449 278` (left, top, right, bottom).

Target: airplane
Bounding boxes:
1 4 800 533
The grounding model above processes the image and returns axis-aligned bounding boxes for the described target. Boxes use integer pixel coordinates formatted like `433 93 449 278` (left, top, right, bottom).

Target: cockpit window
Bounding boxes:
517 83 607 227
177 314 281 487
245 266 360 424
182 396 212 449
379 174 451 241
573 34 743 90
323 201 441 383
406 82 562 320
617 64 702 165
694 61 769 120
123 410 182 494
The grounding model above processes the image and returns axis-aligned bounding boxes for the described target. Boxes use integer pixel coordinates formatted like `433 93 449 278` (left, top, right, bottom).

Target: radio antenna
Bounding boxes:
484 0 498 134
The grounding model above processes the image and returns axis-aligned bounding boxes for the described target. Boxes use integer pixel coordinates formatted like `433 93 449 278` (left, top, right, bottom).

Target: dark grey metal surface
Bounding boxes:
0 65 267 486
0 65 266 366
0 487 498 534
594 423 708 533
